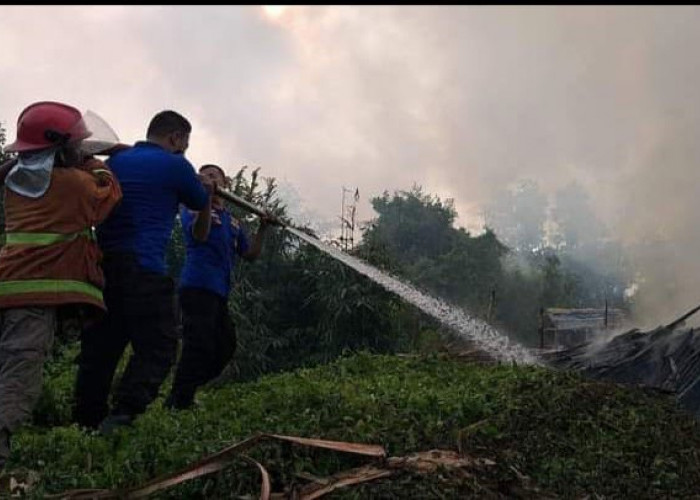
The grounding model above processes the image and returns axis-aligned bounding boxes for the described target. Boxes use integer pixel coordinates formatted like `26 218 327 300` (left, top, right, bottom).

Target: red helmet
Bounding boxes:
5 101 92 153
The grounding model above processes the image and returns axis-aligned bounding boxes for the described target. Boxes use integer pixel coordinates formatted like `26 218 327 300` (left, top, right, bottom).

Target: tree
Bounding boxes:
482 179 548 254
550 182 630 308
362 185 458 267
551 181 607 252
358 184 627 347
359 186 507 319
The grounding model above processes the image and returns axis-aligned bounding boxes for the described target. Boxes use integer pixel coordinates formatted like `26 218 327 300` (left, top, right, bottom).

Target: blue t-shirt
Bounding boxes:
97 141 209 275
178 206 250 298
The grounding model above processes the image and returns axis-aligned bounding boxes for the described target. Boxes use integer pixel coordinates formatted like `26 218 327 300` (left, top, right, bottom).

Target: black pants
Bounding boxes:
165 287 236 409
73 253 177 429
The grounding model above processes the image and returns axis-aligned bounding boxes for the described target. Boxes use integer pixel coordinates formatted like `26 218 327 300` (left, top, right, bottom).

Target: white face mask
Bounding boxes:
6 148 57 198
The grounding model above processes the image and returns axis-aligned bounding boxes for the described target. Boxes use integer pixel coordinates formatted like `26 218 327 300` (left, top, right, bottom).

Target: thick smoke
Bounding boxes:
2 6 700 323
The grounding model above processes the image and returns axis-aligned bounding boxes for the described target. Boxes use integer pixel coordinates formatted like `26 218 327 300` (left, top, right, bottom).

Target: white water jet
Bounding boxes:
285 227 540 365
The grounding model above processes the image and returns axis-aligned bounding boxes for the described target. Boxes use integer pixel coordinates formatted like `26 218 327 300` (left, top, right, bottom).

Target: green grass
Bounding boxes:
12 348 700 498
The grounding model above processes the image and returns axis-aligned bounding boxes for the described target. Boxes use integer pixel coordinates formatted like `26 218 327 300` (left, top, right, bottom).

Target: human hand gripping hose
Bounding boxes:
215 186 286 228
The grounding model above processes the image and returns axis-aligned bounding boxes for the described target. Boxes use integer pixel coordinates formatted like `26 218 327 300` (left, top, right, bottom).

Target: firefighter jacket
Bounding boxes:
0 158 122 311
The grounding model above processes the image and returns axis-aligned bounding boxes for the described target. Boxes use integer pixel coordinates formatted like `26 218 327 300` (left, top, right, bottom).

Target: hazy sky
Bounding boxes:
3 5 700 318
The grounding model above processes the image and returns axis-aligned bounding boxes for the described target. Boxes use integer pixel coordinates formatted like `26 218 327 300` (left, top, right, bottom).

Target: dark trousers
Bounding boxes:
165 287 236 409
73 253 177 429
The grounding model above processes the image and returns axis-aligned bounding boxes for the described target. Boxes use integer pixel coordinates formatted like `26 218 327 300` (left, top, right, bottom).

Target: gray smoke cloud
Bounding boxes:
2 5 700 323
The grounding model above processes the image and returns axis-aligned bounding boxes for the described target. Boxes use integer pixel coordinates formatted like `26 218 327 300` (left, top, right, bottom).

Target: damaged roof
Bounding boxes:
544 307 626 331
542 306 700 418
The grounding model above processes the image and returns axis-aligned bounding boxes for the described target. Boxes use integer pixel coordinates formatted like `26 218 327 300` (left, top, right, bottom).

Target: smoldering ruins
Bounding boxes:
543 305 700 417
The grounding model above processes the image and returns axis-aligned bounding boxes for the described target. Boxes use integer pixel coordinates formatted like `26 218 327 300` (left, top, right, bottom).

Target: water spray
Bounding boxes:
215 186 538 365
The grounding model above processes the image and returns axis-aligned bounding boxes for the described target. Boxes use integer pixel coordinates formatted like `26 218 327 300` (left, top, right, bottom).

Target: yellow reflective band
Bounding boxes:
5 228 96 246
92 169 112 176
0 280 103 301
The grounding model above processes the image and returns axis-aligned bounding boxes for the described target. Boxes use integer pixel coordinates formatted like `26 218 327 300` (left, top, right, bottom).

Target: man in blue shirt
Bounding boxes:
165 164 270 410
73 111 214 432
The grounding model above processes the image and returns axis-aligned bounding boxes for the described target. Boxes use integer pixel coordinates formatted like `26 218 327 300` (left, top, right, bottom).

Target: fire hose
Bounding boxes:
215 186 286 228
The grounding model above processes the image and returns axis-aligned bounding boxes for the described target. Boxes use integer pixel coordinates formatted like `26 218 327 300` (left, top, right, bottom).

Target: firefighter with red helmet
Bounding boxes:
0 101 122 472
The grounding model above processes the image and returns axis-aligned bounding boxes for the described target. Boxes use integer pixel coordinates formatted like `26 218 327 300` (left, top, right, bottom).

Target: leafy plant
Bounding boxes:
14 352 700 499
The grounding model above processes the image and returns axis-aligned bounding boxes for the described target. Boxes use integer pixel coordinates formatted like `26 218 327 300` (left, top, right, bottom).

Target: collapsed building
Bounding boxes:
542 305 700 417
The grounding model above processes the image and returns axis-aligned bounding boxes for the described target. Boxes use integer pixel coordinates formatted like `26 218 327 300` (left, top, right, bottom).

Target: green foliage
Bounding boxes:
2 117 676 497
14 352 700 498
226 231 419 380
359 187 523 342
32 342 79 427
365 185 459 264
32 326 137 430
357 184 628 346
360 186 508 315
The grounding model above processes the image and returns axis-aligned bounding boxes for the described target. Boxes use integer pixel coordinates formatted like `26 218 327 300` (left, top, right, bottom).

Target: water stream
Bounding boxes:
285 227 539 365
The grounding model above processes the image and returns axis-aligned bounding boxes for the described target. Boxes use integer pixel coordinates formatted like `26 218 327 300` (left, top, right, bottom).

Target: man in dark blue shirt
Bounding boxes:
165 164 269 410
73 110 214 432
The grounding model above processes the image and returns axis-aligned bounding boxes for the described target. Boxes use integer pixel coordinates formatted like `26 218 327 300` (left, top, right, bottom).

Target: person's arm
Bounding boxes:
180 206 196 241
171 156 214 240
77 158 123 224
173 156 210 211
191 185 214 242
241 216 271 262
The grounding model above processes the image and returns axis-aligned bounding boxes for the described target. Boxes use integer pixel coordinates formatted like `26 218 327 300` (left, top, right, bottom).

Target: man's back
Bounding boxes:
97 141 207 274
